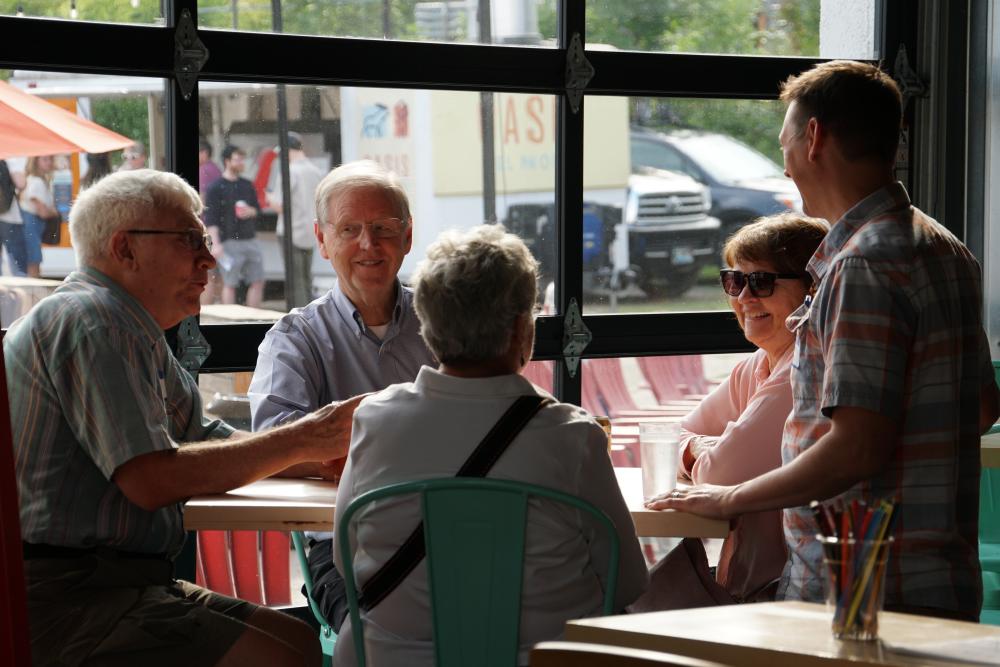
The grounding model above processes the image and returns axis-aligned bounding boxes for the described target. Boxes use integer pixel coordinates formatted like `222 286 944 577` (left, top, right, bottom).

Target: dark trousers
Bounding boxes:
306 538 349 632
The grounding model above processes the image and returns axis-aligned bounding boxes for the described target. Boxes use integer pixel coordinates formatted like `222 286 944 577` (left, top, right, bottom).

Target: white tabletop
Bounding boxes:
565 600 1000 667
183 467 729 538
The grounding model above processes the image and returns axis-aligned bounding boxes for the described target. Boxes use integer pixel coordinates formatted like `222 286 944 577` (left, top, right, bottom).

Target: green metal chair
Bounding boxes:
291 532 337 666
337 477 621 667
981 362 1000 625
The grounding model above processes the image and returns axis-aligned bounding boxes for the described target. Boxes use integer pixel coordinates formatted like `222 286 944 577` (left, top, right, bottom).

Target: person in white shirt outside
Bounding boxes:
268 131 325 308
19 154 56 277
0 158 27 276
118 141 148 171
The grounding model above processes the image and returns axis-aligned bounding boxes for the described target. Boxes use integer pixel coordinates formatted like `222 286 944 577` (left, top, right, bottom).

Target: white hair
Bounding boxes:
69 169 202 268
413 224 538 364
314 159 411 227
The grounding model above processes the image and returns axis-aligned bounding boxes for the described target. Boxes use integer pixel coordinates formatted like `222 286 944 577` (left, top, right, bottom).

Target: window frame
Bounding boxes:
0 0 924 405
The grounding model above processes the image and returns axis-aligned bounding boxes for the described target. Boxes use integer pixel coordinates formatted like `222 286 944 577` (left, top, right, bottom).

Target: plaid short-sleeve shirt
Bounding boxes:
5 268 233 558
779 182 991 617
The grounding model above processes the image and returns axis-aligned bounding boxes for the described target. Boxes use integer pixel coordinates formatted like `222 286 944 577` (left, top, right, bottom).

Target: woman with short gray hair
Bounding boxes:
414 223 537 367
332 224 647 667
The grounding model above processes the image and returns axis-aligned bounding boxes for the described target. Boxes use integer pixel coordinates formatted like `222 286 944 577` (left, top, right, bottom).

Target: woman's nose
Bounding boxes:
737 283 758 302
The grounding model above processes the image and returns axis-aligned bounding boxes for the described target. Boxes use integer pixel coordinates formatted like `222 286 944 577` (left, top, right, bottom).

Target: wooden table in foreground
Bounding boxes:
983 431 1000 468
183 467 728 538
565 601 1000 667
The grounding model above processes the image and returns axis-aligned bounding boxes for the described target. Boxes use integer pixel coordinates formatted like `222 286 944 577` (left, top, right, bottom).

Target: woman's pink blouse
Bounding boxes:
678 346 793 601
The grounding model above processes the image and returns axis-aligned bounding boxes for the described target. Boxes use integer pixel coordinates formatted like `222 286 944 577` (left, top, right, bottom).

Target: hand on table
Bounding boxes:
302 392 371 463
644 482 740 520
316 455 347 482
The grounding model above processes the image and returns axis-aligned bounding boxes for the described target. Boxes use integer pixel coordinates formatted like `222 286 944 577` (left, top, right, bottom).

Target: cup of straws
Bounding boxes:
814 498 897 641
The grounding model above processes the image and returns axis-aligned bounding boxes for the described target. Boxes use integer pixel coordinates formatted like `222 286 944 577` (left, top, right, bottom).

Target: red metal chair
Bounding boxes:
196 530 291 606
637 355 710 404
522 360 554 393
0 338 32 666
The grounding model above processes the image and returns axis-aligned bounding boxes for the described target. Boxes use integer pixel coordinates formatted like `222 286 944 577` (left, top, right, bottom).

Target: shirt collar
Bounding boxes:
414 365 540 397
331 278 407 339
806 181 911 284
71 267 166 345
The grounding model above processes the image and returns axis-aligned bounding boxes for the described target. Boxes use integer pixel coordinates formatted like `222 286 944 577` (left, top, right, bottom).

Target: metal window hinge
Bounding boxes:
565 33 594 114
176 315 211 376
562 298 592 378
174 8 209 101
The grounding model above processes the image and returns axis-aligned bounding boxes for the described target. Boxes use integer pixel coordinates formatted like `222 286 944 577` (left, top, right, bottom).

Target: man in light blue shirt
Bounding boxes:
249 160 434 629
250 160 434 469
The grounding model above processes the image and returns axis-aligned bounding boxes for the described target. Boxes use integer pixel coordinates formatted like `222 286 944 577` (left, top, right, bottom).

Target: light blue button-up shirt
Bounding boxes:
249 279 436 431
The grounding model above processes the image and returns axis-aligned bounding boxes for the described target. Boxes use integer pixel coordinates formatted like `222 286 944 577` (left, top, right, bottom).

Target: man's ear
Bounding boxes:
402 219 413 254
805 117 824 163
109 230 138 268
315 220 330 260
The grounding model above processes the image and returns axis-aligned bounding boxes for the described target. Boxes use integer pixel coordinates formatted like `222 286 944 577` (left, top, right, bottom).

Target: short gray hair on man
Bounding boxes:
314 159 412 227
69 169 202 268
413 224 538 365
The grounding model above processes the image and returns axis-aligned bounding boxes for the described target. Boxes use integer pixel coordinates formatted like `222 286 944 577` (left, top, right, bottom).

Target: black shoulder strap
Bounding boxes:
356 394 549 612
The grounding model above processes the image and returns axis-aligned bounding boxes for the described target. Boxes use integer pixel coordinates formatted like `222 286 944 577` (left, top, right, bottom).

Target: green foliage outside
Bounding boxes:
92 97 148 167
195 0 420 39
540 0 820 163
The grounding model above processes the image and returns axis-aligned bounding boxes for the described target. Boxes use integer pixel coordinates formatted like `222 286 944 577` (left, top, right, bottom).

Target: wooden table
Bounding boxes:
183 467 729 538
983 431 1000 468
565 601 1000 667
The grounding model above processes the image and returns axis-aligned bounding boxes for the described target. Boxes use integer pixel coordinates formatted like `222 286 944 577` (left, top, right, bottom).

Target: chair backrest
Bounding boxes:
195 529 291 606
586 358 639 417
530 641 732 667
338 477 621 667
0 337 32 666
523 360 554 394
991 362 1000 435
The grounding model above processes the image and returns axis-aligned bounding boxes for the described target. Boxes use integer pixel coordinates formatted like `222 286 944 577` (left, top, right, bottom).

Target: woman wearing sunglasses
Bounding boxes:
677 212 827 602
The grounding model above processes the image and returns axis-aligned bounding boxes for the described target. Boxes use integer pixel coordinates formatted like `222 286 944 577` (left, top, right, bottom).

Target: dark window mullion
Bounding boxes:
0 17 173 75
552 0 586 405
586 51 826 99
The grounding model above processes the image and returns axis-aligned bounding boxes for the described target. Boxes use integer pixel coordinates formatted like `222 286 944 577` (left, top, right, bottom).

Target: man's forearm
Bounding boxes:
113 398 357 511
726 409 895 516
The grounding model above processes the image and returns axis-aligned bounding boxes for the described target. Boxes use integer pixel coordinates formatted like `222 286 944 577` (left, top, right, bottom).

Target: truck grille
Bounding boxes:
635 191 705 225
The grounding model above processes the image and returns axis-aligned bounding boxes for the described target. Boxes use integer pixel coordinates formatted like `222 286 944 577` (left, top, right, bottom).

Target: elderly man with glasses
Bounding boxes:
249 159 435 630
5 169 364 667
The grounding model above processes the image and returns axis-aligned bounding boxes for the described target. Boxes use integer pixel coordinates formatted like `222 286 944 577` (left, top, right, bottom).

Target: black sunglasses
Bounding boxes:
719 270 804 298
126 229 213 253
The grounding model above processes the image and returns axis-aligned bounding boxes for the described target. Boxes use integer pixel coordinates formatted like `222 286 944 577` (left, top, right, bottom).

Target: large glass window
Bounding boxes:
2 1 166 24
196 84 557 317
580 0 877 59
581 96 798 313
0 70 166 324
198 0 558 44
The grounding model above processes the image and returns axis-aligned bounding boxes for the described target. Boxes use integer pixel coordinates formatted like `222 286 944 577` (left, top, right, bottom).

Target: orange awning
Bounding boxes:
0 79 134 159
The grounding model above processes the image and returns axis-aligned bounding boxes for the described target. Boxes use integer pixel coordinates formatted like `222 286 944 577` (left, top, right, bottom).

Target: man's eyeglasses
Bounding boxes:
126 229 213 253
719 270 804 298
330 218 406 241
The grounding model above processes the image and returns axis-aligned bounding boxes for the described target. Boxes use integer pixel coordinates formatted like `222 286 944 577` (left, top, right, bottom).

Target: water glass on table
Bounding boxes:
639 421 681 500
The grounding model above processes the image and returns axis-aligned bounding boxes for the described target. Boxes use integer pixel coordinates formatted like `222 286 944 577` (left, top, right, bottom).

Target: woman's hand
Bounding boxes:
644 482 741 520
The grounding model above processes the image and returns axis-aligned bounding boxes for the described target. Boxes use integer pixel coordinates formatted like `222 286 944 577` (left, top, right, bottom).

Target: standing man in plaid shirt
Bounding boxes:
650 60 999 621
